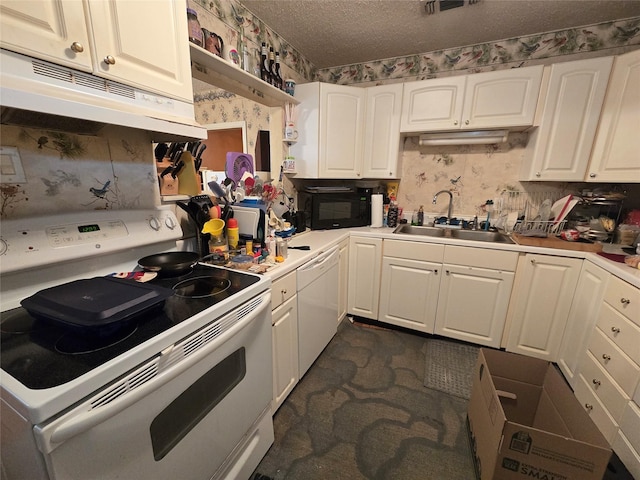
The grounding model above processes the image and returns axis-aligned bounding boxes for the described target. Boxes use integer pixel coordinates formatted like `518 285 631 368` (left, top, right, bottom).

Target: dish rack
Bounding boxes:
512 220 567 236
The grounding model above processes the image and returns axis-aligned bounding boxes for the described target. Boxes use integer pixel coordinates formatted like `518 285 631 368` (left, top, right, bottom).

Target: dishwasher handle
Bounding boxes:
297 246 339 290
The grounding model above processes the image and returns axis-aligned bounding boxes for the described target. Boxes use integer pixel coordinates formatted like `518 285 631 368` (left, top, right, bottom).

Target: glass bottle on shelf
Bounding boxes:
260 43 269 83
274 52 283 90
268 47 276 86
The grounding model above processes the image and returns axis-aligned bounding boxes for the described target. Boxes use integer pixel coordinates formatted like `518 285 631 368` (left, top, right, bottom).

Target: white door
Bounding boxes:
87 0 193 101
521 57 613 181
347 236 382 320
463 65 543 129
378 256 440 333
0 0 92 71
400 76 465 132
557 261 610 387
320 83 366 178
435 265 514 347
362 84 403 178
506 254 582 361
588 49 640 182
272 295 299 412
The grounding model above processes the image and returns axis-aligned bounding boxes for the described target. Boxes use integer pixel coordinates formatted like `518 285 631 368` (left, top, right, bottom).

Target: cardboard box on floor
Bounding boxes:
467 348 611 480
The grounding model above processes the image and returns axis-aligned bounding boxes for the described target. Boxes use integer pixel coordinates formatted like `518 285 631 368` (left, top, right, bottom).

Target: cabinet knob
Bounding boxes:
592 379 601 387
434 269 438 275
584 403 593 412
535 172 541 177
281 289 287 295
530 259 536 265
620 298 630 305
104 55 116 65
445 270 450 275
602 353 611 361
611 326 621 334
70 42 84 53
589 173 596 178
453 120 458 126
464 120 469 125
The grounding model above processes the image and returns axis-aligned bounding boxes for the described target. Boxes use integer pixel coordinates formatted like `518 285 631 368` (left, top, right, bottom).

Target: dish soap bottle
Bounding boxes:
417 205 424 226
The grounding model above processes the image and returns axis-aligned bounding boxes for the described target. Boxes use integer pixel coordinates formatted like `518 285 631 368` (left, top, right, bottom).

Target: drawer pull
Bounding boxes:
620 298 630 305
281 289 287 295
70 42 84 53
592 379 601 387
611 326 621 334
602 354 611 361
104 55 116 65
584 403 593 412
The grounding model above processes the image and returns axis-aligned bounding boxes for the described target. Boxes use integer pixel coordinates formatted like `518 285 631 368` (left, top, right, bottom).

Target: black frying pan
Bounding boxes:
138 252 201 276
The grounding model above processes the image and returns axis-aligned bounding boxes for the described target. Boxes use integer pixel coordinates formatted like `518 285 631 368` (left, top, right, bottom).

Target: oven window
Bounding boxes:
319 201 351 220
150 347 246 461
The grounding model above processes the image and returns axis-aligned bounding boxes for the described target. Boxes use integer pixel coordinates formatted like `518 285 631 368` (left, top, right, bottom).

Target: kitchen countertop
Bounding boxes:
265 226 640 288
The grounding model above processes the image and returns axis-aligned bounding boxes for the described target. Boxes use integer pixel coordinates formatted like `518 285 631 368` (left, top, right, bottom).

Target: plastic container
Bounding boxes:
229 254 254 270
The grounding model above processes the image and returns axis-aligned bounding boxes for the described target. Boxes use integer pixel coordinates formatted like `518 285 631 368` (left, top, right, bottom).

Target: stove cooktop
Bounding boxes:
0 265 260 390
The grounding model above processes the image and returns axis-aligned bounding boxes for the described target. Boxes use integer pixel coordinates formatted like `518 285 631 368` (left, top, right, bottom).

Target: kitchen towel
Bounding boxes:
371 194 383 227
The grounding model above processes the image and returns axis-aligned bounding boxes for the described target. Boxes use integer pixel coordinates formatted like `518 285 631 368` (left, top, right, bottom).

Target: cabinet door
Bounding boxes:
347 236 382 320
400 76 465 132
506 254 582 361
378 256 440 333
521 57 613 181
338 239 349 324
463 65 543 129
362 84 403 178
434 265 514 347
86 0 193 101
0 0 92 71
588 49 640 182
272 295 298 412
319 84 366 178
557 261 610 388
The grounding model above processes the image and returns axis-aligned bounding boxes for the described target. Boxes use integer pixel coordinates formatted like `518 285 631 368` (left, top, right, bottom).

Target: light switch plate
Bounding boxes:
0 146 26 183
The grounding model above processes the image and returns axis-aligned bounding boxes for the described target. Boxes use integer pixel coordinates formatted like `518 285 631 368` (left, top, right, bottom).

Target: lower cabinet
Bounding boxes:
557 260 610 388
338 238 349 325
434 246 517 347
378 240 444 333
271 272 298 413
505 253 582 361
347 236 382 320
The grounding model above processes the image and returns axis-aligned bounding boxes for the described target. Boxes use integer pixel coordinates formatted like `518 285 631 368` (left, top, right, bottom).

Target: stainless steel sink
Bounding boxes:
392 224 446 237
449 229 515 243
393 224 514 243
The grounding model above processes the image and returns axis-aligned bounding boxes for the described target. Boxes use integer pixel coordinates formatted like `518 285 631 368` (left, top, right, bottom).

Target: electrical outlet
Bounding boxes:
0 146 26 184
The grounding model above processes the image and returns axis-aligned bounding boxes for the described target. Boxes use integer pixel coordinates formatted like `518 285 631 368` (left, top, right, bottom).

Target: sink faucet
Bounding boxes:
432 190 454 223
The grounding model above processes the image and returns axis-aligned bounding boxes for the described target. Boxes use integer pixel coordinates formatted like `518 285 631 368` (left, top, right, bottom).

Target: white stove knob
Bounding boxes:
148 216 161 231
165 215 177 230
0 238 7 255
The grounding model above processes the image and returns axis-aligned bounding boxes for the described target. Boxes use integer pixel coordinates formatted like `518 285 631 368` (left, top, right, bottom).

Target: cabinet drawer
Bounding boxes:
580 350 629 420
271 271 297 310
443 245 518 271
574 373 619 443
612 430 640 480
588 327 640 397
383 239 444 262
620 401 640 453
604 275 640 326
597 302 640 364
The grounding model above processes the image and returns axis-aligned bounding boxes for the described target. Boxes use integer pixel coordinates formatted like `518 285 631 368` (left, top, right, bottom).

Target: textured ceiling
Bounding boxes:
239 0 640 69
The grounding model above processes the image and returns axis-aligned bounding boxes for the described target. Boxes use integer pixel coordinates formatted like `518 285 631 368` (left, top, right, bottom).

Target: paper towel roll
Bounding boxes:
371 194 383 227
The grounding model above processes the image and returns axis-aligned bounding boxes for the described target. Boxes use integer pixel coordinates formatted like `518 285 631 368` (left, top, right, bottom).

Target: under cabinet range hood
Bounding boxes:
418 129 509 146
0 49 206 141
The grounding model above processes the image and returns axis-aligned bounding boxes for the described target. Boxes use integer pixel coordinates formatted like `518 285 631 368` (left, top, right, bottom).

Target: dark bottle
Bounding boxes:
274 52 283 90
260 43 269 83
268 47 276 86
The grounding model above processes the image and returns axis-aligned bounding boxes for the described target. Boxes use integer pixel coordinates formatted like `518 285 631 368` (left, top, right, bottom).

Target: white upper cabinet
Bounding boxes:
400 65 543 132
362 83 403 178
0 0 92 71
0 0 194 102
520 57 613 181
291 82 402 179
587 49 640 183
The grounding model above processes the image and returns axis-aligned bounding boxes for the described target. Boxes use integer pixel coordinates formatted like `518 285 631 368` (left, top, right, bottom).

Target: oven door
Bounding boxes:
33 292 273 480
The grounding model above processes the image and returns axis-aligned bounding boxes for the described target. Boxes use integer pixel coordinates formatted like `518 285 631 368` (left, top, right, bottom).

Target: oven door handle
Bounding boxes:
37 293 270 453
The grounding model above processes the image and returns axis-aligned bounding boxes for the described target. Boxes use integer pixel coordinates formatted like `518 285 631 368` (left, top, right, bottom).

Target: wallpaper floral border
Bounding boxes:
316 16 640 85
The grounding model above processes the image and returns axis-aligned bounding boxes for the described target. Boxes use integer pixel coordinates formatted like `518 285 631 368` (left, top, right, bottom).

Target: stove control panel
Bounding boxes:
0 208 182 274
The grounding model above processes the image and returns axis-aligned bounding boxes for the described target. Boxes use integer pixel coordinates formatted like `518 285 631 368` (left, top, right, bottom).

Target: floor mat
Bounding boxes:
424 339 479 399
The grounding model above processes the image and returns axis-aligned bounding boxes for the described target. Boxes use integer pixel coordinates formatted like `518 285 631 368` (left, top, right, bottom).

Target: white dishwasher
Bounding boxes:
297 246 340 377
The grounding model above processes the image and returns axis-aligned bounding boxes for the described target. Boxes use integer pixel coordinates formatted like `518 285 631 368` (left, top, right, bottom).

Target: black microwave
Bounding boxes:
297 187 372 230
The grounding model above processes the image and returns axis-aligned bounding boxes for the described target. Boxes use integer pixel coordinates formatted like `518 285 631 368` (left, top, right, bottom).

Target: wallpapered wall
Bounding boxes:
0 125 158 219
